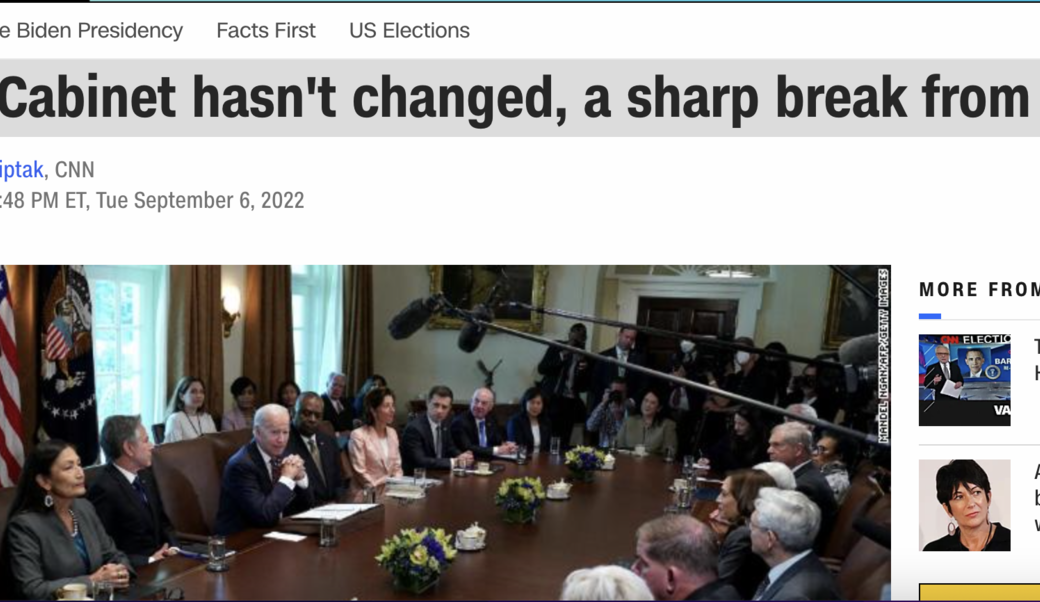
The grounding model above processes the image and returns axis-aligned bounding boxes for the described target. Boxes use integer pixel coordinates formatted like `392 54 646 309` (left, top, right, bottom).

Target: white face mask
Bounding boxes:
680 340 695 354
735 351 751 365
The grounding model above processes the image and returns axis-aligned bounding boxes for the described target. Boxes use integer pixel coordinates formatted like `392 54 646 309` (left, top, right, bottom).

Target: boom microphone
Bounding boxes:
458 303 493 353
388 295 443 340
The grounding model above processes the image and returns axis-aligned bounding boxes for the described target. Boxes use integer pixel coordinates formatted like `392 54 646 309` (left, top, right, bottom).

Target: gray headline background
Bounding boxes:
2 59 1036 136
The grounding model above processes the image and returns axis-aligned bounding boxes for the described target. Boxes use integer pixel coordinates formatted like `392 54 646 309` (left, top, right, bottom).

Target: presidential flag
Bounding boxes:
38 266 98 465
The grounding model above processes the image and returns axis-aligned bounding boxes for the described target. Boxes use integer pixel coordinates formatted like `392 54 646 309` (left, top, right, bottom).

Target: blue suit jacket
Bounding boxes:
214 440 315 535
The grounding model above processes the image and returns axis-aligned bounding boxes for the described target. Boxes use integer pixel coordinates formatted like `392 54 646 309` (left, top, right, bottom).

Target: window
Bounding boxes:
291 265 342 391
86 266 167 435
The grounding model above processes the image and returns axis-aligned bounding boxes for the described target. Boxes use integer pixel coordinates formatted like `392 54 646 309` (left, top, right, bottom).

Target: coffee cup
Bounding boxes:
476 462 491 473
673 478 688 491
634 444 647 456
58 584 88 600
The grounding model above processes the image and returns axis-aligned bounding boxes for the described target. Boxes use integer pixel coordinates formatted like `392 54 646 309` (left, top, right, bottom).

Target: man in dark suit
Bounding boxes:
291 391 345 504
632 514 741 601
749 488 841 601
537 323 591 446
402 385 475 475
767 423 837 552
450 387 518 459
215 405 315 535
590 327 647 412
925 344 964 401
87 415 179 568
321 371 354 437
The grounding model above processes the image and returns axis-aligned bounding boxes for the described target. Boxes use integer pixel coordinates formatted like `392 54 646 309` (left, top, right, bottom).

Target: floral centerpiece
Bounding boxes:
565 446 605 482
494 477 546 524
375 528 457 594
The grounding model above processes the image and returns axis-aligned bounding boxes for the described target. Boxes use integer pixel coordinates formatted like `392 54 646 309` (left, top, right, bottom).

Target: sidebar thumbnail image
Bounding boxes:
919 335 1010 427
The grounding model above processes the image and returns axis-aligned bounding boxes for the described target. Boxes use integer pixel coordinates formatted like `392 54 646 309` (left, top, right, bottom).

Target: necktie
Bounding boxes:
434 425 442 458
270 457 282 485
618 351 628 377
131 476 150 508
943 363 950 380
307 438 325 482
478 420 487 448
753 576 771 601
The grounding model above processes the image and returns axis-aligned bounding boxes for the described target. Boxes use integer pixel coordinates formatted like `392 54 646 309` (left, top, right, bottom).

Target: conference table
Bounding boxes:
137 453 718 600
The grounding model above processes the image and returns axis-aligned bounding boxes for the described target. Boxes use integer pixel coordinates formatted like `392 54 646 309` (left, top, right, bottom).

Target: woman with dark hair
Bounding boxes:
275 380 301 417
701 405 768 473
616 390 677 455
2 440 132 600
924 460 1011 551
707 468 776 599
222 376 258 432
348 387 404 497
163 376 217 443
506 387 552 453
352 374 388 419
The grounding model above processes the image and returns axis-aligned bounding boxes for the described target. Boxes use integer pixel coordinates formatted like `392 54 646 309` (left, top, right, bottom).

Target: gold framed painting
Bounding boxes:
822 265 880 349
427 266 549 333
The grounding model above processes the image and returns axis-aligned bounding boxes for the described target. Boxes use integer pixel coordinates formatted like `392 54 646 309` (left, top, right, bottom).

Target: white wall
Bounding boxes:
371 266 600 408
754 265 832 358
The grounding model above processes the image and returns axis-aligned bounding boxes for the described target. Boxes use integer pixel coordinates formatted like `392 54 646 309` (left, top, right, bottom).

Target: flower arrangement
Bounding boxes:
565 446 605 482
375 528 457 594
494 477 546 524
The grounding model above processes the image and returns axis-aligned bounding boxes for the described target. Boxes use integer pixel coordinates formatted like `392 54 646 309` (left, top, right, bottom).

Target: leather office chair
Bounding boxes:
837 495 891 600
152 423 166 445
152 437 221 538
823 474 882 559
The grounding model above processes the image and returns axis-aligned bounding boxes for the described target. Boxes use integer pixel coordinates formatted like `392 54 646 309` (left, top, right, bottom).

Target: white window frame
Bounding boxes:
86 265 167 436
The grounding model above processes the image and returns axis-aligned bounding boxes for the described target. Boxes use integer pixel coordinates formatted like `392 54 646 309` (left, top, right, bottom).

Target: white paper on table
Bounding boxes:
386 477 442 487
264 531 308 542
941 380 963 399
291 504 378 521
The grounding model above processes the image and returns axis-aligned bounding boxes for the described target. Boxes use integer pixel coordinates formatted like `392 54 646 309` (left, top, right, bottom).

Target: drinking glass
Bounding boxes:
414 467 427 486
682 455 697 479
517 444 528 464
550 437 562 457
206 536 229 572
319 518 339 548
92 581 114 601
663 446 676 463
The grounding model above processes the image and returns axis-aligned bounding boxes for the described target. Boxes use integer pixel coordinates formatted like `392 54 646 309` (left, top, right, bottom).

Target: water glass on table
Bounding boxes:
319 517 339 548
206 535 229 572
517 444 528 464
92 580 114 601
550 437 562 457
414 467 427 487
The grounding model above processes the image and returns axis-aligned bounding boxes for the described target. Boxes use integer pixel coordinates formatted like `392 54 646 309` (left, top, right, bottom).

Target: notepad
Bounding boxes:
292 504 378 521
386 476 442 488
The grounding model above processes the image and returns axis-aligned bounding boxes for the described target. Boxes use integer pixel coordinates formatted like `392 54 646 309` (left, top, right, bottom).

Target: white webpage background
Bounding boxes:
3 4 1039 600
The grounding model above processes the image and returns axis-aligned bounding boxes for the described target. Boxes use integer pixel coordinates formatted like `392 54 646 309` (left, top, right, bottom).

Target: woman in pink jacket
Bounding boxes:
349 387 403 496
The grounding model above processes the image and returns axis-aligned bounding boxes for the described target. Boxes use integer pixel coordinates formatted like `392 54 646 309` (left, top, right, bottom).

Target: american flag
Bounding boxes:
0 266 26 488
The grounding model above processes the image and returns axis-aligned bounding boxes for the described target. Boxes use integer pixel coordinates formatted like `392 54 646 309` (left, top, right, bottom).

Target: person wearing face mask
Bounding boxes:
723 337 778 407
590 327 648 417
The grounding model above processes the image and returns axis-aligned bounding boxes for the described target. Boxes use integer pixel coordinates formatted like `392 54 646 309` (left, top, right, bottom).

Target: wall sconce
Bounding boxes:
222 286 241 339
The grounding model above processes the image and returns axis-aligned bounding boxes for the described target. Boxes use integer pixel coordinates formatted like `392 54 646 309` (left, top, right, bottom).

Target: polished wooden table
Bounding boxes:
137 454 717 600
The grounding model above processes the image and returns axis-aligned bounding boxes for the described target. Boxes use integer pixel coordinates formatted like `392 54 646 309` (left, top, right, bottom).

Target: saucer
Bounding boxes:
600 465 616 471
546 493 571 501
472 469 494 476
456 541 487 552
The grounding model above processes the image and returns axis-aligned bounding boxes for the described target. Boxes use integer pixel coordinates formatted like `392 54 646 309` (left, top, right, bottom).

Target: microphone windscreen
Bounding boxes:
839 333 878 366
388 297 437 340
458 304 492 353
